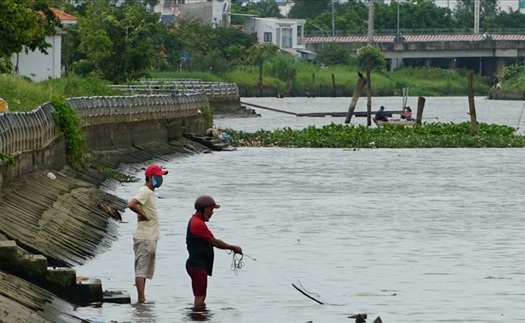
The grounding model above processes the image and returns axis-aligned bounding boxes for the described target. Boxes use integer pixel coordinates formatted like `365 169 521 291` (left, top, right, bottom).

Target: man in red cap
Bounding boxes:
186 195 243 310
127 164 168 303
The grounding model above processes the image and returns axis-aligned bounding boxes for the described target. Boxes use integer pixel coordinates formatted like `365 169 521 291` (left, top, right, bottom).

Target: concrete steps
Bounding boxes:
0 240 130 305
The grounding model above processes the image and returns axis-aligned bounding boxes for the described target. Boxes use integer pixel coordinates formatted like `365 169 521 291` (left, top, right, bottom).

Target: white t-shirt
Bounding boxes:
132 185 160 240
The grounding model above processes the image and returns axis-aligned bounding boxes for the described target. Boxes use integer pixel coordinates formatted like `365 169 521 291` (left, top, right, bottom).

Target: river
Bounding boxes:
75 97 525 323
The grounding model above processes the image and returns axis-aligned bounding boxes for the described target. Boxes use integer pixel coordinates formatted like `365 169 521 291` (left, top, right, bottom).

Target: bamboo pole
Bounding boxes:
332 73 336 97
467 71 478 135
345 72 367 124
366 56 372 127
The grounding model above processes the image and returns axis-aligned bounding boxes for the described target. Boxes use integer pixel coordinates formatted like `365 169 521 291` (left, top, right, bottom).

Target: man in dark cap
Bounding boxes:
374 106 389 122
186 195 242 310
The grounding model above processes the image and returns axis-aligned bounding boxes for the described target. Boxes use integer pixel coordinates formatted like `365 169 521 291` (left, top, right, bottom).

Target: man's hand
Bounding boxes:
231 245 243 255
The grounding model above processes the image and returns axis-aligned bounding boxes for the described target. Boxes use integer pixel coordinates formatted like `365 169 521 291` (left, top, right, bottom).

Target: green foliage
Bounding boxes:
0 0 61 59
199 106 214 129
0 57 13 74
150 71 222 82
316 43 353 66
248 0 282 18
385 67 489 96
501 64 525 81
0 74 119 112
356 46 387 72
72 0 160 82
225 122 525 149
91 162 138 182
191 49 233 76
289 0 331 19
0 152 16 166
266 54 297 82
51 97 85 169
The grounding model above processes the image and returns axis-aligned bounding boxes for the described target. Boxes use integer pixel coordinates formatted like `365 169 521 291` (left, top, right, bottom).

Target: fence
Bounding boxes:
0 93 207 157
109 79 239 102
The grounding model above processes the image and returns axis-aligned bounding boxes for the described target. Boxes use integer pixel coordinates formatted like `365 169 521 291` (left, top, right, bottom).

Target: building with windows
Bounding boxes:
155 0 231 26
10 8 77 82
244 17 306 48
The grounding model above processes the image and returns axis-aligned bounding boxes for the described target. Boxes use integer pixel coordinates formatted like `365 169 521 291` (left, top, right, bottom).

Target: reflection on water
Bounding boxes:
75 98 525 323
186 307 214 322
132 302 157 322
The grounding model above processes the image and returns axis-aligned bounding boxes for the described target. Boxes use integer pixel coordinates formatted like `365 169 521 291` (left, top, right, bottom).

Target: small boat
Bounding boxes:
374 118 415 127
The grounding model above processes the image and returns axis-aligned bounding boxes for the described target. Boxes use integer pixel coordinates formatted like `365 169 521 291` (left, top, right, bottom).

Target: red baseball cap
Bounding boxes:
145 164 168 177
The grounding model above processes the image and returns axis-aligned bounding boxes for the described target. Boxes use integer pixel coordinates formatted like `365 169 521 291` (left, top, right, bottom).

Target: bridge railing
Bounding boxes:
306 28 525 37
0 93 208 157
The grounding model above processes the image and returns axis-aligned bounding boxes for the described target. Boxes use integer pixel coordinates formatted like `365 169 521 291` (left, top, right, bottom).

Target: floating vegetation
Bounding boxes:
224 122 525 148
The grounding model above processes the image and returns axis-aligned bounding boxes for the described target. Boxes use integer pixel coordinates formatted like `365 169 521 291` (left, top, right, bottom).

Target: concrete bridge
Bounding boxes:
304 34 525 76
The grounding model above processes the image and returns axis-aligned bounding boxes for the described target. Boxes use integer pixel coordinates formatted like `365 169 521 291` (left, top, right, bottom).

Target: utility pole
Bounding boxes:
367 0 374 43
332 0 335 36
396 0 400 41
474 0 480 34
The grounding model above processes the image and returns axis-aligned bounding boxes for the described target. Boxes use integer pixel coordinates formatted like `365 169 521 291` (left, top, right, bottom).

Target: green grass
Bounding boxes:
0 74 119 112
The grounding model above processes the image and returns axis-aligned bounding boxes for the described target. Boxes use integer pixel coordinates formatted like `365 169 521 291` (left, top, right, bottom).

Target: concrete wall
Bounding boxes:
0 91 212 316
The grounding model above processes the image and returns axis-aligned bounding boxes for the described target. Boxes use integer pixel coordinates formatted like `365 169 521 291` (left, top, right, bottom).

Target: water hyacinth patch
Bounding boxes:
224 122 525 148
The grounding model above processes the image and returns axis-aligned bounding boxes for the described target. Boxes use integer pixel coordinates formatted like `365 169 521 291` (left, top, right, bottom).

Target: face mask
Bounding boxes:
151 175 163 188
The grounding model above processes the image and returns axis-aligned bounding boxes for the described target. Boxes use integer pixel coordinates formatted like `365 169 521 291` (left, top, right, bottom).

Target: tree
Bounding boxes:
288 0 331 19
249 0 282 18
0 0 61 60
245 44 279 95
356 45 386 72
454 0 500 30
317 43 352 66
72 0 161 82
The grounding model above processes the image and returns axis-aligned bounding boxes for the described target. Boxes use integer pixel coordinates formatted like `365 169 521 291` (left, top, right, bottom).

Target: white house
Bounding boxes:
243 16 315 59
10 8 77 82
155 0 231 26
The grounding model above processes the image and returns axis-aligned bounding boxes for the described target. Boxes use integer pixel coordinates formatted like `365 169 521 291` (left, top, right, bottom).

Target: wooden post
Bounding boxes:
366 56 372 127
345 72 367 124
332 73 336 97
416 96 426 125
258 60 263 97
287 69 295 97
312 73 316 98
467 71 478 135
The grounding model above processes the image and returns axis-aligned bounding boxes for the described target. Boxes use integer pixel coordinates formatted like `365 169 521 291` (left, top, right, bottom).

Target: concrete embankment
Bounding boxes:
0 88 237 322
488 87 525 100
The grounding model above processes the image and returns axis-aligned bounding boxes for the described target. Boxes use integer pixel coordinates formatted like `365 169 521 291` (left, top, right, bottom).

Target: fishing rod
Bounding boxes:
228 252 347 306
514 101 525 135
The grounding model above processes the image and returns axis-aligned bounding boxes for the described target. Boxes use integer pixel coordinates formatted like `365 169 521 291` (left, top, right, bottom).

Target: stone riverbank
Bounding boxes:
0 86 248 322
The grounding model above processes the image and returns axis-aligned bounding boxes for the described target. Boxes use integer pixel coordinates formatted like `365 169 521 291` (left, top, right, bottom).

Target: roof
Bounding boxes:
296 48 317 55
50 8 78 22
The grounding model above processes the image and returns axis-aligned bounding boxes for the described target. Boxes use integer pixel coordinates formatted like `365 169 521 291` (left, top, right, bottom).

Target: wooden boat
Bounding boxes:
374 118 415 127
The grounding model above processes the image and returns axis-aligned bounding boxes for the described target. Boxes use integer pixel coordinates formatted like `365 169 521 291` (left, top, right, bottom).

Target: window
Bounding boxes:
279 27 292 48
264 32 272 44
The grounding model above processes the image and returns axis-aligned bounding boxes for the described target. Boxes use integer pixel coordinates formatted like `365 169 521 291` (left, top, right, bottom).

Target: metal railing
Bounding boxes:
109 79 240 101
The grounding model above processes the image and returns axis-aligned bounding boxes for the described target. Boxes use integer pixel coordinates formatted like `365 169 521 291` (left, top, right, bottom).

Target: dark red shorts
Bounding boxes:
187 267 208 297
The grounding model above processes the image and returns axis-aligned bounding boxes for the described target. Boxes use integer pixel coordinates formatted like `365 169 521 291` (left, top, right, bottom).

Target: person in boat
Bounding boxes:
186 195 243 310
400 107 413 121
374 106 389 122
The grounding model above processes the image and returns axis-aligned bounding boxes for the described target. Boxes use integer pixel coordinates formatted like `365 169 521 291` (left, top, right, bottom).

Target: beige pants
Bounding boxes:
134 239 157 279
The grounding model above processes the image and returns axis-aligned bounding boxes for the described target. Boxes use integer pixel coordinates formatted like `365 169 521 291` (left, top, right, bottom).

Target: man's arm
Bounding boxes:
208 236 242 254
127 198 150 221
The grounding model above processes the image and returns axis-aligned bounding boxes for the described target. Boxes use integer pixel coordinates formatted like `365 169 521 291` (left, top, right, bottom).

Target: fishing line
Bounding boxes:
226 252 348 306
229 252 245 276
514 100 525 135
